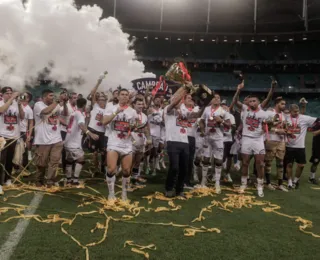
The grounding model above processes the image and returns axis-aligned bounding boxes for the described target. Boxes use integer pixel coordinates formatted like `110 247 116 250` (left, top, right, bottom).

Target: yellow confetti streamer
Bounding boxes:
124 240 156 259
2 155 320 260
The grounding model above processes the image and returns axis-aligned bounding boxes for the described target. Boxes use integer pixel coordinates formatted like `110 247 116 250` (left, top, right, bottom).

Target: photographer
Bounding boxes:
0 87 24 194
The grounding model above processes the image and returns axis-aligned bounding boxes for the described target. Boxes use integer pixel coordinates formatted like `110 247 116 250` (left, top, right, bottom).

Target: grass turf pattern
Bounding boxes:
1 133 320 260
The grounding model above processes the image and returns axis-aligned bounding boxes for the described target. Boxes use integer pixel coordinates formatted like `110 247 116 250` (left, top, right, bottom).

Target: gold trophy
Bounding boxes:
164 59 214 107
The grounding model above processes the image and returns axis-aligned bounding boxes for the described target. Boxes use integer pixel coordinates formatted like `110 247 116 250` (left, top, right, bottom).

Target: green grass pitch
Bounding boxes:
1 133 320 260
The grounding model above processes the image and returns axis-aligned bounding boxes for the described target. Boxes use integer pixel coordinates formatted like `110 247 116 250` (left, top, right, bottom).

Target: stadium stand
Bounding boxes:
136 40 320 61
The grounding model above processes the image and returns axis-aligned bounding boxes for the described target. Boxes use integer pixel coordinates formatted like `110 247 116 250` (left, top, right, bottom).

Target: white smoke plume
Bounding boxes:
0 0 154 94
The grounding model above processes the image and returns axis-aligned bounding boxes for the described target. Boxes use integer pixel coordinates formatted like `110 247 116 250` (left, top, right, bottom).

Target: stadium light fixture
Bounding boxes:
155 37 158 40
144 36 147 39
251 39 255 42
224 39 227 42
289 38 293 41
212 39 216 42
274 39 278 42
200 39 204 41
165 37 169 40
261 39 265 42
189 38 193 41
177 38 181 41
303 37 307 40
235 39 239 42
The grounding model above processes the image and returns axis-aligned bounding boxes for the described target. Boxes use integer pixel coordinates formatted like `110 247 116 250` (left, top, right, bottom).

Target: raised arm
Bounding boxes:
299 98 308 115
40 101 59 116
232 81 244 110
261 80 276 109
0 92 20 113
17 101 25 120
91 71 108 106
167 87 187 113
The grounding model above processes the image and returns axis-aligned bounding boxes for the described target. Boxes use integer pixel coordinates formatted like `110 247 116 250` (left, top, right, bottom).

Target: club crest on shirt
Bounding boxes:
113 113 131 139
176 117 189 128
4 110 18 125
246 114 261 131
286 123 301 134
95 111 103 121
95 111 103 126
207 118 219 132
149 111 162 125
48 112 59 125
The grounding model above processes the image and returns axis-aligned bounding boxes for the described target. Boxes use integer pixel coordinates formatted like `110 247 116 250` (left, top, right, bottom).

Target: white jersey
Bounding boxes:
104 102 114 137
131 112 148 147
180 104 199 138
104 104 138 149
285 114 316 148
223 113 235 142
241 104 269 139
0 100 21 139
88 103 105 133
33 101 62 145
164 105 189 144
60 102 77 132
265 109 286 142
201 105 230 140
64 110 85 149
148 107 163 137
20 104 33 133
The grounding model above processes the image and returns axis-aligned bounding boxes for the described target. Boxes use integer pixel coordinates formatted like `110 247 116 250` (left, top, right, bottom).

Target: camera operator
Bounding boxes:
0 87 24 194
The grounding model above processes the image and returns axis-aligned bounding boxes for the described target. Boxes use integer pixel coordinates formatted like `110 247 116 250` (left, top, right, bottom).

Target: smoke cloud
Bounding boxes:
0 0 154 94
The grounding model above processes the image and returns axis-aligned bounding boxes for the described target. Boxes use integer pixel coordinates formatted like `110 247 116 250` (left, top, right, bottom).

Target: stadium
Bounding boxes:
1 1 320 260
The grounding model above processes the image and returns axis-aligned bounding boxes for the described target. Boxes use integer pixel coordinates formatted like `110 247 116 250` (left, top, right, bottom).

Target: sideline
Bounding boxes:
0 193 44 260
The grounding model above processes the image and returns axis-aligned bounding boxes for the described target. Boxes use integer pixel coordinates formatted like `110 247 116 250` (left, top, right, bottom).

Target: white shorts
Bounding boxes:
133 144 145 153
107 145 132 157
160 128 166 144
230 141 241 155
203 139 224 160
152 136 160 148
65 147 84 162
195 135 205 158
241 136 265 155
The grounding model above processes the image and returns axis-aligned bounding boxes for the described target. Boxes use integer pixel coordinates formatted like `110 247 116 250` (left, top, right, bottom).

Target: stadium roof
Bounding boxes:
76 0 320 39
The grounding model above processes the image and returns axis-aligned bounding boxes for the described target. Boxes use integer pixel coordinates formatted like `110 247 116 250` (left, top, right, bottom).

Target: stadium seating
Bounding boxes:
135 40 320 61
276 74 302 88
